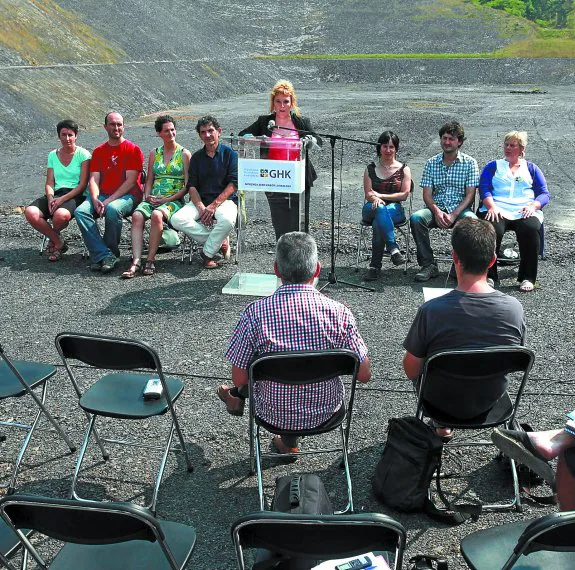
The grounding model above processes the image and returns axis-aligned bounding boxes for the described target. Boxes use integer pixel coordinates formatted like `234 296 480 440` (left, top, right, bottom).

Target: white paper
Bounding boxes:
311 552 391 570
422 287 453 302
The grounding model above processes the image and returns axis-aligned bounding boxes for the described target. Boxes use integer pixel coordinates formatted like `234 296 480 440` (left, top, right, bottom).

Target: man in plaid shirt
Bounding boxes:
218 232 371 455
411 121 479 282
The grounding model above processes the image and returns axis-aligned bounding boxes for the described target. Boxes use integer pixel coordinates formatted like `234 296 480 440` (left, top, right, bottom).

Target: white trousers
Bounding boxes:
170 200 237 258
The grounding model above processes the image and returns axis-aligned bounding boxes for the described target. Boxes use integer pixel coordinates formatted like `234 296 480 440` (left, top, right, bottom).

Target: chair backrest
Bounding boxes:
55 332 159 371
418 346 534 421
518 511 575 555
0 494 161 545
231 512 406 570
249 349 359 386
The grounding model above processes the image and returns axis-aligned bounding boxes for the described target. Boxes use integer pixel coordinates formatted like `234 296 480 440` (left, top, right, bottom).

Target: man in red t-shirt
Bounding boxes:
74 112 144 273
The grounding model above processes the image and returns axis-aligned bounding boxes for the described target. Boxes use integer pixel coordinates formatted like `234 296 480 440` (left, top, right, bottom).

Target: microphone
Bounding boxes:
267 119 276 131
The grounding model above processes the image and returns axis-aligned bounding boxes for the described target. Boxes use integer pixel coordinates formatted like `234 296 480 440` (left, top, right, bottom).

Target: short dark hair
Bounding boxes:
154 115 176 132
196 115 220 133
451 218 496 275
376 130 400 156
439 121 465 146
56 120 79 136
276 232 317 284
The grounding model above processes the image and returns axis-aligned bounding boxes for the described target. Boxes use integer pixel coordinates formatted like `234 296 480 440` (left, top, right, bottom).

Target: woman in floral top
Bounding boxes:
122 115 191 278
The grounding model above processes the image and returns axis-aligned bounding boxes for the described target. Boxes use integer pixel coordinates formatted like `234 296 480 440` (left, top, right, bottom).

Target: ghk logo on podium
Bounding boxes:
259 169 292 179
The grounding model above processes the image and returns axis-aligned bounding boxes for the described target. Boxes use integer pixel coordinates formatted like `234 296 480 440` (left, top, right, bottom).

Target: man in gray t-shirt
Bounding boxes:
403 218 525 419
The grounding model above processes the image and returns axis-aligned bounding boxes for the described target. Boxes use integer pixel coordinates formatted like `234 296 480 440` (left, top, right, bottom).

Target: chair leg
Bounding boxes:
169 408 193 473
22 380 76 453
70 415 104 500
334 425 354 514
3 382 76 494
354 224 364 271
254 426 266 511
249 413 255 476
404 220 411 274
150 423 177 514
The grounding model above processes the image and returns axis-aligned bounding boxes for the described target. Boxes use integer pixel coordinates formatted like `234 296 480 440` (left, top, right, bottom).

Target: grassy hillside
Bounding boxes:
0 0 124 65
0 0 573 147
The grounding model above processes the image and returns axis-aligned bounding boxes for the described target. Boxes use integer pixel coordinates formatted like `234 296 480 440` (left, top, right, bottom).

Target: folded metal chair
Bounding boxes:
416 346 535 513
0 517 31 569
55 332 193 513
461 510 575 570
0 493 196 570
0 344 75 494
248 349 360 513
231 511 406 570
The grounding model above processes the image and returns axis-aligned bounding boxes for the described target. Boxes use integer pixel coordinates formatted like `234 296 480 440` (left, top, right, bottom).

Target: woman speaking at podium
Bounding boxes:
239 79 321 239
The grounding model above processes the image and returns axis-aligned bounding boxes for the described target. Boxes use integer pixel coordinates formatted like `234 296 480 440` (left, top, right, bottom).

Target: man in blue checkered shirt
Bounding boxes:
218 232 371 456
411 121 479 282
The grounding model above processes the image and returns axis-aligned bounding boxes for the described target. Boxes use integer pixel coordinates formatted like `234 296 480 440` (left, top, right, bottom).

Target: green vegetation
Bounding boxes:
0 0 124 65
469 0 574 28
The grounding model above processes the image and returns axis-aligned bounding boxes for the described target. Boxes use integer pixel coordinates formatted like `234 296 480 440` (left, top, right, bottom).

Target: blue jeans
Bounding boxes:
74 194 136 262
410 207 476 267
362 202 405 269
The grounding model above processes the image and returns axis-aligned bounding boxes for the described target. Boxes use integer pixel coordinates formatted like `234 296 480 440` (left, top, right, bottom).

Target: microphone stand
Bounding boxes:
267 125 379 292
315 132 378 292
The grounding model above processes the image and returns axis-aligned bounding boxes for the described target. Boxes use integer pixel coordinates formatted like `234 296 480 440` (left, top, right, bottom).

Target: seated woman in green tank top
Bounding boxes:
122 115 191 278
25 119 91 262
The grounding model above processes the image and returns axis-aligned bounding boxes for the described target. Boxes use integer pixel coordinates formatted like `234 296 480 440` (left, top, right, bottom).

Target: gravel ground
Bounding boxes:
1 83 575 568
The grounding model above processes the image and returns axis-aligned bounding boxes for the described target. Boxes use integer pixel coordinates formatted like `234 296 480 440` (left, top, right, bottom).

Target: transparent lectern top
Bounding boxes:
224 135 304 160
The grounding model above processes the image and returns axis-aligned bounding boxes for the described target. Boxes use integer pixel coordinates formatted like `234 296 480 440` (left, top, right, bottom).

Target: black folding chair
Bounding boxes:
248 350 360 513
55 332 193 512
0 517 32 568
0 344 75 494
0 493 196 570
461 510 575 570
355 180 414 275
416 346 535 513
231 511 406 570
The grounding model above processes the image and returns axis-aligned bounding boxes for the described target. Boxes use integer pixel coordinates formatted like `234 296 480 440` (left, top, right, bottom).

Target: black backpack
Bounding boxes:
252 474 334 569
373 416 481 524
373 416 443 512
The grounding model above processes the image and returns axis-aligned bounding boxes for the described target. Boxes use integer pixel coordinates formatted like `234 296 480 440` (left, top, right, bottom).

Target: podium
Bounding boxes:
222 136 306 296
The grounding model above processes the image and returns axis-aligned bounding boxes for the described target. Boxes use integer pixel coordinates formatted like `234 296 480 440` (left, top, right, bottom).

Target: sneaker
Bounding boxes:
219 237 231 260
390 251 405 266
487 277 495 287
101 255 119 274
364 267 380 281
89 261 102 272
217 385 245 416
414 264 439 282
200 250 218 269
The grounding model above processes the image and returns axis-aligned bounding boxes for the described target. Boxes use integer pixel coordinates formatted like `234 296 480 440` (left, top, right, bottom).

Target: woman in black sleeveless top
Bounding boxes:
361 131 412 281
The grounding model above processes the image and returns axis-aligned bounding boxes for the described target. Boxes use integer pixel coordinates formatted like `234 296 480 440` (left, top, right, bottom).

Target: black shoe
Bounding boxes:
101 255 119 274
365 267 381 281
414 264 439 282
390 251 405 266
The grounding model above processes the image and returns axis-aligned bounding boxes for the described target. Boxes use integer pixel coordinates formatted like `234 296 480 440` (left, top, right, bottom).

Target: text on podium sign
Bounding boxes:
238 158 305 194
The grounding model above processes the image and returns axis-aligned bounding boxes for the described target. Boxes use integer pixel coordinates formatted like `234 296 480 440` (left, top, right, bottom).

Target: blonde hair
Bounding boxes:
504 131 528 157
269 80 301 116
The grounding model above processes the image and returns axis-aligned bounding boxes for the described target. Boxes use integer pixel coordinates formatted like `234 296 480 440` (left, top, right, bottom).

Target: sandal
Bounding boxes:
519 279 535 292
121 261 141 279
48 240 68 262
142 260 156 276
270 436 299 464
